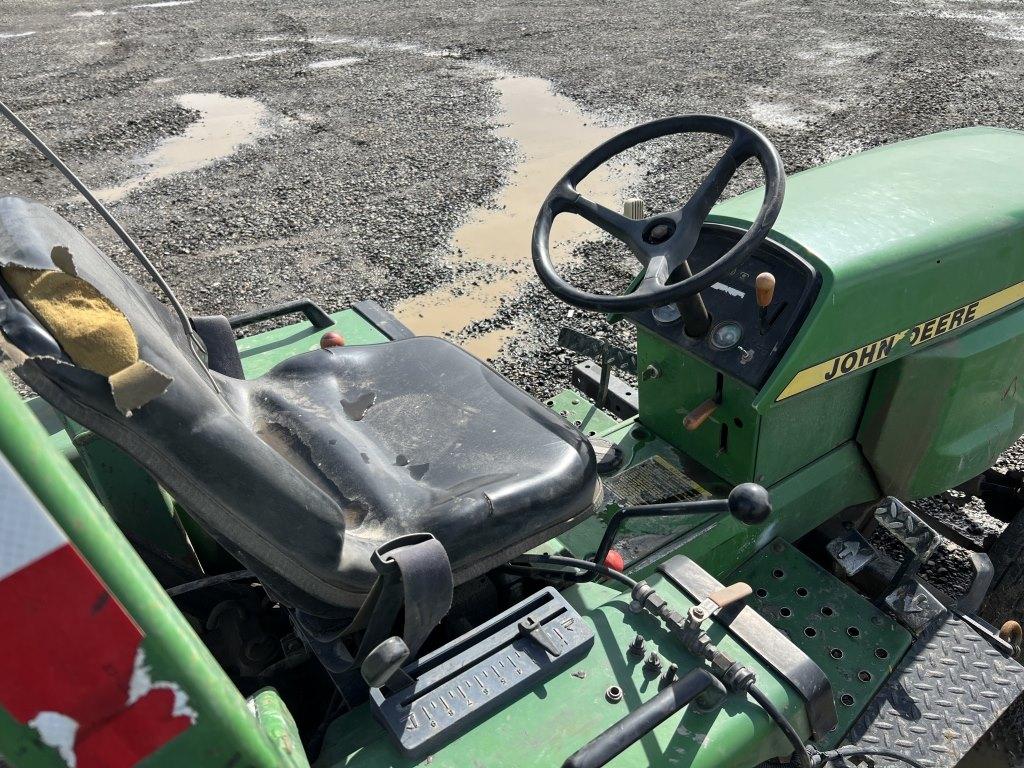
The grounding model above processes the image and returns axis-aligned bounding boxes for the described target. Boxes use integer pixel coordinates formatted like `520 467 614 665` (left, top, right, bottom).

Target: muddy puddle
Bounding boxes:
96 92 269 202
393 73 633 360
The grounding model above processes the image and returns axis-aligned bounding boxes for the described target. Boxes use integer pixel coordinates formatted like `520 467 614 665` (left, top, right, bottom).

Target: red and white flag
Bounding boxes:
0 457 195 767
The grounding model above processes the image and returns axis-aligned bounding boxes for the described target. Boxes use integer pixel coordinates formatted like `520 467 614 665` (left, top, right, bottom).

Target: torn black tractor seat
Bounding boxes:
0 196 601 622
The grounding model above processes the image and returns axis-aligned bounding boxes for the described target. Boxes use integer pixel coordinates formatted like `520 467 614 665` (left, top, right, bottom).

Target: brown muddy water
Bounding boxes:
394 72 634 361
87 64 634 365
95 92 269 202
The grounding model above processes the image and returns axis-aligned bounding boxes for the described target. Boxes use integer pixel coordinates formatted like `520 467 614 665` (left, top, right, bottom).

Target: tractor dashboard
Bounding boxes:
630 223 820 389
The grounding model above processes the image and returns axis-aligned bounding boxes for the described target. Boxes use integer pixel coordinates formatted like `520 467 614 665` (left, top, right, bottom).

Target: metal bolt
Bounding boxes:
627 633 646 658
660 663 678 689
647 223 673 244
605 685 624 703
691 606 705 621
643 651 663 677
642 365 660 381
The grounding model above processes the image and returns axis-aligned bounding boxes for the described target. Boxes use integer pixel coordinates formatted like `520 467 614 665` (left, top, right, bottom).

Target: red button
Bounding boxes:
603 549 625 572
320 332 345 348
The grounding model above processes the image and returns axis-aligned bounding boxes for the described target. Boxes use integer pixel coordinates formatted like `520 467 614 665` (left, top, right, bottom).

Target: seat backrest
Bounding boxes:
0 197 371 611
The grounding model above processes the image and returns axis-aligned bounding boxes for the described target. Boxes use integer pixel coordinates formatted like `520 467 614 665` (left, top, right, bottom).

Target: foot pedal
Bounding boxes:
370 587 593 758
842 613 1024 766
874 497 941 564
827 530 878 577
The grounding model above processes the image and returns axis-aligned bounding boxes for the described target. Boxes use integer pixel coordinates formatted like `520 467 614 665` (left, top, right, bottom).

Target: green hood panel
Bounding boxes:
709 127 1024 406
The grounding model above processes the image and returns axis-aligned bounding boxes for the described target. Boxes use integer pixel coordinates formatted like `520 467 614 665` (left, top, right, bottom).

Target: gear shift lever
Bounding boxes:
756 272 775 334
593 483 772 568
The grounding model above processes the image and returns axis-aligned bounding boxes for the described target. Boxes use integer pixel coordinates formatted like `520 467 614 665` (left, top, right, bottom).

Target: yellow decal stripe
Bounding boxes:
777 279 1024 402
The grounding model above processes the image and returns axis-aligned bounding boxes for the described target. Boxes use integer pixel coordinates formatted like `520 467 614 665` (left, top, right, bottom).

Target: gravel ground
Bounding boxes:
3 0 1024 605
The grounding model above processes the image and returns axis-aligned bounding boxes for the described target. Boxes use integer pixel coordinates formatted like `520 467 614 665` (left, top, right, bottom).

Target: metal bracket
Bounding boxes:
558 327 637 374
228 297 333 330
571 361 638 419
559 326 638 416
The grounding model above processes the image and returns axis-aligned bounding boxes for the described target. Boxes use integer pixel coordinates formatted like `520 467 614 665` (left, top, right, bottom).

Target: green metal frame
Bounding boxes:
0 374 295 768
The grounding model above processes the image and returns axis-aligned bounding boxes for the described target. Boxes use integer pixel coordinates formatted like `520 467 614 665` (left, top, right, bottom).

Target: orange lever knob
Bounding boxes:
683 398 718 431
755 272 776 309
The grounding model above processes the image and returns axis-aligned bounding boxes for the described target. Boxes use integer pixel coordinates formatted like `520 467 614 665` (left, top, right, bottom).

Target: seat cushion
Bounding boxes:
0 195 599 613
244 336 600 586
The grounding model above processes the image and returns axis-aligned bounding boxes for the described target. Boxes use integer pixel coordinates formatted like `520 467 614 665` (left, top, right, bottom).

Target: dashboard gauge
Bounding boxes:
652 303 682 324
710 320 743 350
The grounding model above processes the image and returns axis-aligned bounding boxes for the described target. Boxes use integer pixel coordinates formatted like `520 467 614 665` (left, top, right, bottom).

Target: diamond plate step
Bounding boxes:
841 614 1024 767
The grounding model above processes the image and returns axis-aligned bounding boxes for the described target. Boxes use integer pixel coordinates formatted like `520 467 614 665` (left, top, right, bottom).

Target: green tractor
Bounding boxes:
1 107 1023 768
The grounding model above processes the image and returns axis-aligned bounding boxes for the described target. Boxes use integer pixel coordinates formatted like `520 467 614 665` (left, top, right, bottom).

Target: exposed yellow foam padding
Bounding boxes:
2 263 139 377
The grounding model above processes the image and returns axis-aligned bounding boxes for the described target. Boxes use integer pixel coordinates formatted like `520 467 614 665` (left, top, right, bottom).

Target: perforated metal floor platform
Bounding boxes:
729 539 913 746
841 613 1024 767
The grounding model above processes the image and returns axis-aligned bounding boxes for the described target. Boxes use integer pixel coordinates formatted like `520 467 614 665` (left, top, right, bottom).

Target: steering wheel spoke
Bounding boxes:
637 254 671 294
682 136 752 227
563 194 648 258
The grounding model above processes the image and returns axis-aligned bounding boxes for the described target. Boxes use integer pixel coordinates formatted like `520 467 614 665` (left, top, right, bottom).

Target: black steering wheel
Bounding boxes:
531 115 785 313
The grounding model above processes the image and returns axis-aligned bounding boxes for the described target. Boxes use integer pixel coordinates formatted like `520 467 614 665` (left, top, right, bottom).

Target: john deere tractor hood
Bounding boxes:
709 127 1024 405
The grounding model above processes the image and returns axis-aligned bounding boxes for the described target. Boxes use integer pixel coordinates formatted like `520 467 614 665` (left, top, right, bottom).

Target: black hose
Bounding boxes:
511 553 639 590
562 669 717 768
166 569 254 597
812 746 928 768
747 683 812 768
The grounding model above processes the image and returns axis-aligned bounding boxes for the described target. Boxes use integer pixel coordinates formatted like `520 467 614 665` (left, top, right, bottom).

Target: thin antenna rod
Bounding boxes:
0 98 218 389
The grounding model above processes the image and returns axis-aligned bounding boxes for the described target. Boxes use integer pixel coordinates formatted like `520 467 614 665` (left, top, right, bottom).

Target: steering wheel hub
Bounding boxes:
644 220 675 245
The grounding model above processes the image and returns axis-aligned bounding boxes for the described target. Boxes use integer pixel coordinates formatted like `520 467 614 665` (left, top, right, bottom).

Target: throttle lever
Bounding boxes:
755 271 775 333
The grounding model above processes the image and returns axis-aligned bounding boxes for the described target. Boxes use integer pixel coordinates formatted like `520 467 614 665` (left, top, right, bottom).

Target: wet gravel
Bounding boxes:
4 0 1024 601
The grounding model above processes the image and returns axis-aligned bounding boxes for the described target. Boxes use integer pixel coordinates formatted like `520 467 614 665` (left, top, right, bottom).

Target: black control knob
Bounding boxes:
727 483 772 525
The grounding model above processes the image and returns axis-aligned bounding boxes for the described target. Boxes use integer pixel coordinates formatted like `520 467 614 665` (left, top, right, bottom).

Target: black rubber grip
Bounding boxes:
562 668 716 768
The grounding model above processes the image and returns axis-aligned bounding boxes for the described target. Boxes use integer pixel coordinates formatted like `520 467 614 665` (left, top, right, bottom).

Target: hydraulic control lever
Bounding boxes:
563 577 804 768
593 483 771 568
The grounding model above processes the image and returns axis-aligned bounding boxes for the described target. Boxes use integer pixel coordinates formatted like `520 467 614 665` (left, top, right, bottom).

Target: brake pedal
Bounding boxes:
826 530 878 577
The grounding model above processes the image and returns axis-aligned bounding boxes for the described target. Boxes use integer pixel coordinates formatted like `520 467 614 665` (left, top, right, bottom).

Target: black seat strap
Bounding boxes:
289 533 454 692
352 533 454 663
